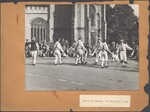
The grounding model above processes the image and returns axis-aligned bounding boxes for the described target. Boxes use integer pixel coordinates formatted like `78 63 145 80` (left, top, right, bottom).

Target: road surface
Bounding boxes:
25 57 139 91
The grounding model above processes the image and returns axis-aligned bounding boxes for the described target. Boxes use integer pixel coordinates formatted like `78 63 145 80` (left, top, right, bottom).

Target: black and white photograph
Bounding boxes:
25 4 139 91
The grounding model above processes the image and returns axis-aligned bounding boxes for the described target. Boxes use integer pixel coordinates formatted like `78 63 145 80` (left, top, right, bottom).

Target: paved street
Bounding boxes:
25 57 139 91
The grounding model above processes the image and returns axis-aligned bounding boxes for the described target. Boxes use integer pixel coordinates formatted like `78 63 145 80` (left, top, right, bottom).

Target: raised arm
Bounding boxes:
57 43 63 52
125 44 133 51
104 43 112 54
36 43 39 51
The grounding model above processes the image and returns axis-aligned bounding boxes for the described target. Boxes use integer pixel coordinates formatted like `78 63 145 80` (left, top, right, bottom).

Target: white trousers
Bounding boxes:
31 51 37 64
54 49 62 64
75 49 84 64
112 53 119 61
101 51 108 67
95 51 108 66
120 51 127 62
101 51 108 61
95 51 102 63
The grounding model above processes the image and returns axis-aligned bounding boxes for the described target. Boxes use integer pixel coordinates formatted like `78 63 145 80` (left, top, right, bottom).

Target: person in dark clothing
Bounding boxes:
110 42 119 62
25 39 30 58
130 42 138 60
30 37 39 65
49 42 54 57
85 43 90 57
42 41 48 57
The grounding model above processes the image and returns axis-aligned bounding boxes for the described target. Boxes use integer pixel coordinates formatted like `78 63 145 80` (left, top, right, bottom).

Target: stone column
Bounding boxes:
88 18 91 46
39 27 41 43
32 27 34 38
31 27 33 38
48 5 55 43
104 5 107 40
75 4 85 43
100 6 102 38
74 4 77 41
36 27 38 42
71 5 75 45
74 4 86 43
25 8 31 42
43 28 45 41
86 5 91 46
42 27 44 42
44 28 48 42
80 4 85 43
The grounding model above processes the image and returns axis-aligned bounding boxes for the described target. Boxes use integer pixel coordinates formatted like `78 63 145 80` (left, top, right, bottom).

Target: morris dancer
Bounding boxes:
54 38 67 65
75 37 87 65
117 39 133 67
110 42 119 62
101 39 112 68
91 38 103 65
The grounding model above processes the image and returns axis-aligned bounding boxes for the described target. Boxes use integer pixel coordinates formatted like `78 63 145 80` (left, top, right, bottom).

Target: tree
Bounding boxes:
106 5 139 45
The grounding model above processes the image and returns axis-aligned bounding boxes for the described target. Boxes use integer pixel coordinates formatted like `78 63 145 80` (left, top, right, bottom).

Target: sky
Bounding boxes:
110 4 139 17
129 4 139 17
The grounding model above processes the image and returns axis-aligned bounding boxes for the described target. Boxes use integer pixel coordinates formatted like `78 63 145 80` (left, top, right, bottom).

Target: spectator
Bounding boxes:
25 39 31 58
30 37 39 66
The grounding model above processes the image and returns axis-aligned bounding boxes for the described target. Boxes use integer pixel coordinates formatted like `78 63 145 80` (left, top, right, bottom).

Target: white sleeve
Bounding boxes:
79 41 84 48
105 44 109 51
105 44 111 53
126 44 132 50
57 43 63 52
36 43 39 50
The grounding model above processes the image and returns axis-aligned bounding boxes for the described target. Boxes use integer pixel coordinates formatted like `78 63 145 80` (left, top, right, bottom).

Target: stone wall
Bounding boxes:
25 5 48 42
25 4 106 46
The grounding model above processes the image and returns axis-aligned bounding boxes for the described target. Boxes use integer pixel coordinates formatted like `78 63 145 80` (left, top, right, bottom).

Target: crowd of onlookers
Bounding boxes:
25 38 138 61
25 38 76 58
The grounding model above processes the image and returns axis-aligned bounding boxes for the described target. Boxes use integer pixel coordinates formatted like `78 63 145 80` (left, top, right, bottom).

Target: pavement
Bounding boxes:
25 57 139 91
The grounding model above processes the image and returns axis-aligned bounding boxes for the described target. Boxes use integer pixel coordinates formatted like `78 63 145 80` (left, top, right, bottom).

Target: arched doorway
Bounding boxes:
30 17 49 43
53 5 73 45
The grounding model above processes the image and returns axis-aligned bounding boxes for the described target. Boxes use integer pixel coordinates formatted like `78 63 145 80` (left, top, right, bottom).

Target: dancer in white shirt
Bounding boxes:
117 39 133 67
54 38 67 65
75 37 87 65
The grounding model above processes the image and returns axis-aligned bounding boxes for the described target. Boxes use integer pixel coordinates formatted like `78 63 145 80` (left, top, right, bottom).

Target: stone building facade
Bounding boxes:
25 4 107 46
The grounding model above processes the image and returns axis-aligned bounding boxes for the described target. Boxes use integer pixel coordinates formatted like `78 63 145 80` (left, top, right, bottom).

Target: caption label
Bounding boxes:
80 95 131 107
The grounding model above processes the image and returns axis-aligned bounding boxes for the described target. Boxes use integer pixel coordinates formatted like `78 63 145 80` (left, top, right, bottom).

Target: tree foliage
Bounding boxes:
106 5 139 45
